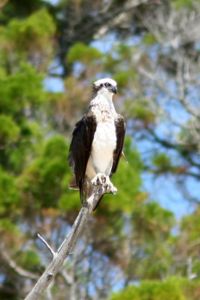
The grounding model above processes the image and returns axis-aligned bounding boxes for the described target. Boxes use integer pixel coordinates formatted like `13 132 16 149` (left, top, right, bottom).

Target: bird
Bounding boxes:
68 78 125 210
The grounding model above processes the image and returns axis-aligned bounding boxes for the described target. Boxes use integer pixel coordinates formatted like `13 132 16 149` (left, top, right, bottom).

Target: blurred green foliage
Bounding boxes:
125 99 156 125
0 115 20 145
16 250 41 271
0 167 20 215
67 42 102 64
152 153 172 173
0 8 55 68
172 0 194 9
111 277 200 300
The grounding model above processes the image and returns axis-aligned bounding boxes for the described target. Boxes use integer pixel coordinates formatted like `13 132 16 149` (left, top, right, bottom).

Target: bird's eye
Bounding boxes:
100 83 103 87
105 82 111 87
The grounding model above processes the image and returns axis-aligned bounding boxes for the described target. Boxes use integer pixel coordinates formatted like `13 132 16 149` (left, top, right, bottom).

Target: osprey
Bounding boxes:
68 78 125 209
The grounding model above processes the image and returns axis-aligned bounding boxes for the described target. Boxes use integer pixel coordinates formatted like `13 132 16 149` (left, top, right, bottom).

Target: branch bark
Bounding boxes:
1 249 38 280
24 182 114 300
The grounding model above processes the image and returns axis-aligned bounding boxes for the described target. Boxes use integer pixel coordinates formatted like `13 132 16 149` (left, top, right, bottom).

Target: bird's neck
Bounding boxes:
90 93 116 115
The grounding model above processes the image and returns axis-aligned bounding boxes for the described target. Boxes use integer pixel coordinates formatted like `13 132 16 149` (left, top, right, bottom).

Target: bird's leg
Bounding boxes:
91 173 117 194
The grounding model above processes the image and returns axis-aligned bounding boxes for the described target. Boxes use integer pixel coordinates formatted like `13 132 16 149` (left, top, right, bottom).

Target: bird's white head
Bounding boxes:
93 78 117 98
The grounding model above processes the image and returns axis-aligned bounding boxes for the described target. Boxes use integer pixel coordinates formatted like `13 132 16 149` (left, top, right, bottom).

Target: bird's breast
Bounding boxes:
86 102 118 177
92 121 116 152
86 120 117 176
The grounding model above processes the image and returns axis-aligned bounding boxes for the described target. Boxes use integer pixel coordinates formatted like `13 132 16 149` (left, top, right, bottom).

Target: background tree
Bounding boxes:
0 0 200 299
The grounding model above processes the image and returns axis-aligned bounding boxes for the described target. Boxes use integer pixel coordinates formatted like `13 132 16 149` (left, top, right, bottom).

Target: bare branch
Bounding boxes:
94 0 150 38
37 234 56 258
61 269 73 285
1 249 38 280
24 182 114 300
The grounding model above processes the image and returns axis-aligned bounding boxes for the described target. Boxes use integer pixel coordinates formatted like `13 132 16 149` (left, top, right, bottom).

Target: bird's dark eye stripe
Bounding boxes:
97 82 113 88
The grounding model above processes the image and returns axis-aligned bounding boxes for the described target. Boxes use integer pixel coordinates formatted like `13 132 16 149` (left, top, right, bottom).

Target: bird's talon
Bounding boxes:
110 185 117 194
91 173 105 186
91 174 117 195
102 176 106 184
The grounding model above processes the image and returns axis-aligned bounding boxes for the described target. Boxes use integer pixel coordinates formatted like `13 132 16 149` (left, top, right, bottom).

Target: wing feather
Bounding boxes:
68 113 96 197
111 115 125 174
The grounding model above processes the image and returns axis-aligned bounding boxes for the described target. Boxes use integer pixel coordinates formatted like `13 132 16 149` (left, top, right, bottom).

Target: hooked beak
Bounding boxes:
111 86 117 94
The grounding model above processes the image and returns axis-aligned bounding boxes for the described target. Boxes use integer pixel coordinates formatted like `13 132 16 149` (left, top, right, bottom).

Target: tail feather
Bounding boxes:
69 177 104 210
69 177 79 190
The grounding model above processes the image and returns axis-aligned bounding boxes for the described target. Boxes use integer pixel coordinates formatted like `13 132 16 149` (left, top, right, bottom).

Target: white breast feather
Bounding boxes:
92 120 116 171
85 93 117 179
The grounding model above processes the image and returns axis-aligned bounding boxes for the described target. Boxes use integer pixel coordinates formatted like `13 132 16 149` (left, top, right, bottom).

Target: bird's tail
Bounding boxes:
69 177 79 190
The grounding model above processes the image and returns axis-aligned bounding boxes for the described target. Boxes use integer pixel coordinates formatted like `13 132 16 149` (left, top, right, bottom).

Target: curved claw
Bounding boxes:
91 173 106 186
91 174 118 195
111 186 117 194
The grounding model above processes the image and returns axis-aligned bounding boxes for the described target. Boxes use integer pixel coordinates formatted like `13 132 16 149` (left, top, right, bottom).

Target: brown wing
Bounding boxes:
68 113 97 199
111 115 125 174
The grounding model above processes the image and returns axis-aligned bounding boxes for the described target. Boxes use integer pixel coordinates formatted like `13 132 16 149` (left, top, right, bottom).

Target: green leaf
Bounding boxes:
67 43 102 64
125 99 156 125
143 33 157 45
0 114 20 146
16 250 41 271
0 63 45 115
110 277 191 300
152 153 172 172
0 168 20 215
0 8 55 57
172 0 194 9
